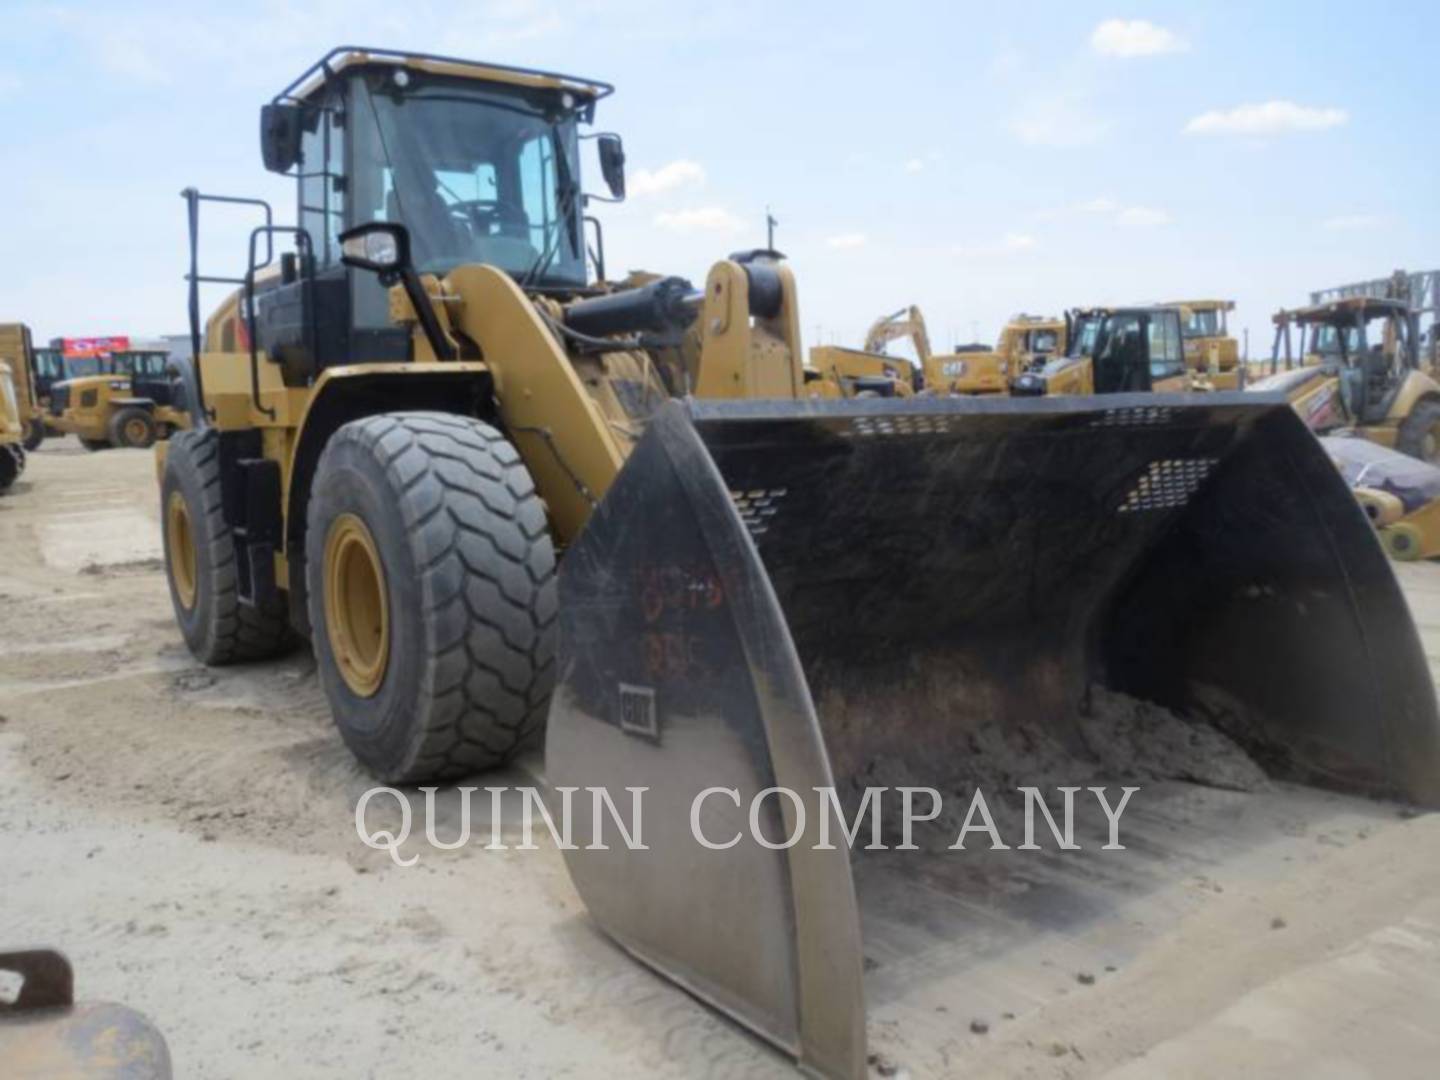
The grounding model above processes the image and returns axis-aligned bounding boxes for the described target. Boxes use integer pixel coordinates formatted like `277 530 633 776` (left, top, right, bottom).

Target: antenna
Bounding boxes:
766 207 778 250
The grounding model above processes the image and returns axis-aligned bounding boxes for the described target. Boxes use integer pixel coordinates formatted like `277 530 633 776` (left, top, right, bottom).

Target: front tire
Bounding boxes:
305 412 557 783
110 406 157 449
161 428 292 664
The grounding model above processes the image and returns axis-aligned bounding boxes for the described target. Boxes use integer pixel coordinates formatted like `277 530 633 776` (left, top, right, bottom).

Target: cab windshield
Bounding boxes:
1182 308 1222 337
1069 316 1103 358
350 74 585 287
1029 329 1059 354
1311 323 1362 356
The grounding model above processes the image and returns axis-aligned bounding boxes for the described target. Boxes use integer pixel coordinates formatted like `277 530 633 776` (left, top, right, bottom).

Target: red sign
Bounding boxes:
63 336 131 358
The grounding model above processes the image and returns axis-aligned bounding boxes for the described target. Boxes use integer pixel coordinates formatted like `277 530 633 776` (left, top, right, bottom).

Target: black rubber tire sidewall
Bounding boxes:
306 430 432 777
110 407 157 449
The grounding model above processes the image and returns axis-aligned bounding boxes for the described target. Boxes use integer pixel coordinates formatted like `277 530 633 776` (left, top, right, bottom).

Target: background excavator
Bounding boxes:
158 46 1439 1080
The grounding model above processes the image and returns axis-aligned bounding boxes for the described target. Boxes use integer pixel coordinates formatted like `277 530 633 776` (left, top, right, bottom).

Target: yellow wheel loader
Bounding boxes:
1010 305 1196 396
50 349 191 450
1251 298 1440 462
162 46 1439 1080
1165 298 1241 388
0 359 27 492
0 323 48 450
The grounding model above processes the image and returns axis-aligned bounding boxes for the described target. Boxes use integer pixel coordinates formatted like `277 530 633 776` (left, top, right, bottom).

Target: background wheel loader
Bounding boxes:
1250 297 1440 462
162 46 1440 1080
1164 299 1241 388
0 323 48 450
0 359 27 492
50 347 191 450
1010 304 1194 396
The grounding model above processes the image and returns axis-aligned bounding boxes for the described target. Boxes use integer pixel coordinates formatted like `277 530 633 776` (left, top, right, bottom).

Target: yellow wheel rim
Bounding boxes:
126 418 148 444
167 490 198 611
324 513 390 698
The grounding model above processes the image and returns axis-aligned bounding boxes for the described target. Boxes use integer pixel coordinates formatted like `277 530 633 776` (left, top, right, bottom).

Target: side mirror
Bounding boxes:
260 103 304 174
339 222 412 280
597 133 625 200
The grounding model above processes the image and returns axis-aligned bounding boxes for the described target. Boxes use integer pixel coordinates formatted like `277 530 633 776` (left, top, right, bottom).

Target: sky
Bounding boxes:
3 0 1437 358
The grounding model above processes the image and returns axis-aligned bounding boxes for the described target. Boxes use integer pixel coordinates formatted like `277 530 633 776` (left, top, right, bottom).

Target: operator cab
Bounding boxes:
1063 307 1185 393
192 48 624 380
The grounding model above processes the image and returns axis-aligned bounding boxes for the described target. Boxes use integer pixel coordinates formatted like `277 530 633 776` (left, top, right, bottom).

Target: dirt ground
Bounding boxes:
3 440 1440 1079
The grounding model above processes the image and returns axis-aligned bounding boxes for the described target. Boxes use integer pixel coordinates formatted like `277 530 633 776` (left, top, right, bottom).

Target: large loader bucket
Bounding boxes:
547 393 1439 1079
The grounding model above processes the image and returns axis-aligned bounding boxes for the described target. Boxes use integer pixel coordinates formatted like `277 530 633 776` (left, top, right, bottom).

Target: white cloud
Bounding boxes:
1009 96 1109 147
628 160 706 198
1323 214 1385 231
903 158 926 174
1115 206 1171 227
1185 100 1348 136
653 207 746 234
826 233 867 250
1090 19 1188 57
1077 197 1120 214
953 233 1037 258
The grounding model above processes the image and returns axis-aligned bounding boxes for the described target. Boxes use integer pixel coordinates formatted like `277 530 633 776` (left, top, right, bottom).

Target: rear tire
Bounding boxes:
110 406 156 449
161 428 292 664
305 412 557 783
21 418 43 451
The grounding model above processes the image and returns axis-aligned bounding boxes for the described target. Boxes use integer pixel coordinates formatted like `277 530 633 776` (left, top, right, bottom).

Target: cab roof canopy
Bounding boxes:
275 45 615 115
1273 296 1410 325
1161 299 1235 311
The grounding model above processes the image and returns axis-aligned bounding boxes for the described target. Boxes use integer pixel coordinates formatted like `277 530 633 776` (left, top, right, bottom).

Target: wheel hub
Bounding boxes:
166 490 198 610
324 513 390 698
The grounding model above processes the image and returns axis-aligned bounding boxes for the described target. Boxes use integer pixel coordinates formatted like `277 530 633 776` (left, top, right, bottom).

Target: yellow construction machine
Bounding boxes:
1010 304 1194 396
810 306 1059 397
160 46 1440 1080
0 359 26 492
0 324 48 450
49 347 191 450
1250 297 1440 462
1166 299 1241 388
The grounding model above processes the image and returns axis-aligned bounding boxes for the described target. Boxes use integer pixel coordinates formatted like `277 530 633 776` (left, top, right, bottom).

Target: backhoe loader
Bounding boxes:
161 46 1439 1080
0 323 47 450
1251 297 1440 462
0 359 26 492
50 347 190 450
